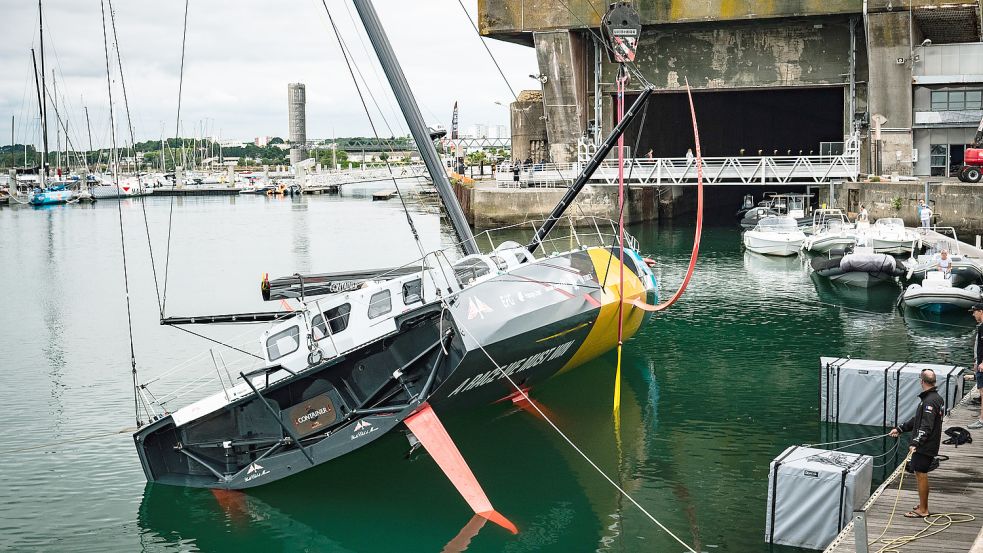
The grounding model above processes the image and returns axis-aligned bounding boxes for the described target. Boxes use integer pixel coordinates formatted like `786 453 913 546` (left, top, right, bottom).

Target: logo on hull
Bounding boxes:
244 462 270 483
351 419 378 440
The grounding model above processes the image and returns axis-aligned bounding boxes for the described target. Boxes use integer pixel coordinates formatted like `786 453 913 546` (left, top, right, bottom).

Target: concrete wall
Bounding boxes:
820 180 983 233
479 0 862 40
534 31 586 163
510 90 548 162
455 183 659 228
601 18 856 91
866 11 915 175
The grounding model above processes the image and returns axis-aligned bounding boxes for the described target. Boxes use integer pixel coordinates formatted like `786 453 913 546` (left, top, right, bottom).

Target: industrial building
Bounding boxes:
480 1 983 179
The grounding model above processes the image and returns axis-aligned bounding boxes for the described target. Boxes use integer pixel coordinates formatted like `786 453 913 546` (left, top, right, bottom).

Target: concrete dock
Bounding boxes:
824 392 983 553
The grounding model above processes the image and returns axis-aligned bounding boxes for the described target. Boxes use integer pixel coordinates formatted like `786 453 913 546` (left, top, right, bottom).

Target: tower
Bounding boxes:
287 83 307 165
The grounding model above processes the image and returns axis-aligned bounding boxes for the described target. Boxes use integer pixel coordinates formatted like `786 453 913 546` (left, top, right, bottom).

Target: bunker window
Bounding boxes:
266 325 300 361
367 290 392 319
402 279 423 305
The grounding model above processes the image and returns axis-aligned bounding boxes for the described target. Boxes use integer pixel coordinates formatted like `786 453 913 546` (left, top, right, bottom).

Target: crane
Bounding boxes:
957 116 983 182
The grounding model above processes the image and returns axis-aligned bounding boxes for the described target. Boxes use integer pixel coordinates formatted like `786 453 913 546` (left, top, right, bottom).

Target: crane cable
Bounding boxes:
613 67 628 412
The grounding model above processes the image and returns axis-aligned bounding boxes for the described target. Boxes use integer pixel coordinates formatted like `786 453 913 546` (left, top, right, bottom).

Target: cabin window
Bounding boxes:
488 255 508 271
367 290 392 319
454 258 492 285
402 279 422 305
266 325 300 361
312 303 351 336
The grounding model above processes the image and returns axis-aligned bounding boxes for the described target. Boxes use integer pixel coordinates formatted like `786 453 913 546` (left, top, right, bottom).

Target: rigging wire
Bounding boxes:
106 0 163 313
99 0 143 428
453 0 517 101
451 314 697 552
341 1 408 137
321 0 427 261
161 0 191 319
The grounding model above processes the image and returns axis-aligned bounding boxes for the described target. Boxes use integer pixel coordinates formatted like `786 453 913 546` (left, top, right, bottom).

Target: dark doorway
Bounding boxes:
622 87 845 158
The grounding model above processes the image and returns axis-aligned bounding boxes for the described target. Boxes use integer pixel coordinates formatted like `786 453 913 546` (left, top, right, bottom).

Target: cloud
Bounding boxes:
0 0 538 149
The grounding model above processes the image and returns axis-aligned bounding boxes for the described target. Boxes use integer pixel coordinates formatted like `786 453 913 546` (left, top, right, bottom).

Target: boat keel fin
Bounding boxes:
404 403 518 534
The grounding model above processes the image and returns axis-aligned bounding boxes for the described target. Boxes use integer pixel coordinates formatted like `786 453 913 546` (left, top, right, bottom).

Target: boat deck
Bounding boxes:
824 393 983 553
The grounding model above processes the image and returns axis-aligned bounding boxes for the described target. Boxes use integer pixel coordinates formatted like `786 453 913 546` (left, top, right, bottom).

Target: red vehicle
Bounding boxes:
957 117 983 182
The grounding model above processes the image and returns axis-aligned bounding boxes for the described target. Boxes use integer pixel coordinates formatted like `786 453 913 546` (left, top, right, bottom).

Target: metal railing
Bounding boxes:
496 153 861 188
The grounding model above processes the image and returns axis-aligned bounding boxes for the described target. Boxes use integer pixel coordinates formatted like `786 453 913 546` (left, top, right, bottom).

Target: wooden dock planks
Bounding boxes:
825 393 983 553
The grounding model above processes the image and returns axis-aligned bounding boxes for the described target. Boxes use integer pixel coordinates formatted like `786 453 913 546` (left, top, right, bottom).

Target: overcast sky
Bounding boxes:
0 0 538 149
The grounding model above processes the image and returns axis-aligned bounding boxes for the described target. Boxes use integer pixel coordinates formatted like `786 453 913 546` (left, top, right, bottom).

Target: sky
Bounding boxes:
0 0 538 149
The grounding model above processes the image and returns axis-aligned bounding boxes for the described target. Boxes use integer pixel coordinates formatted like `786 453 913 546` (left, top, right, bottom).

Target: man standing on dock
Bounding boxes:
970 304 983 426
889 369 944 518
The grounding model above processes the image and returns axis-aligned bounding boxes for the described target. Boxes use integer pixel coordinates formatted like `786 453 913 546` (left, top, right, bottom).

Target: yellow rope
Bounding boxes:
869 450 977 552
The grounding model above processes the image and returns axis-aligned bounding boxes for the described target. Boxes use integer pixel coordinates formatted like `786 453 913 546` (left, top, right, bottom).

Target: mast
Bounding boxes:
38 0 49 180
53 70 60 174
30 49 45 183
84 106 93 171
352 0 478 256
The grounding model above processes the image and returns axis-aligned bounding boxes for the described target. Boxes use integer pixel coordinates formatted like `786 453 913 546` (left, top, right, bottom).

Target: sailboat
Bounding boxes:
131 0 697 533
27 1 73 207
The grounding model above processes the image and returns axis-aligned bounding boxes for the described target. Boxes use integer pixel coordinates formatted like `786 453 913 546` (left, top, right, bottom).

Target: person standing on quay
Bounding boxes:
889 369 944 518
919 199 933 230
968 304 983 425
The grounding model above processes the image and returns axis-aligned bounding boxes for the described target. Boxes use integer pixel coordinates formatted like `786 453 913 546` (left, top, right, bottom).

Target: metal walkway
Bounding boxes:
496 153 860 188
302 164 430 189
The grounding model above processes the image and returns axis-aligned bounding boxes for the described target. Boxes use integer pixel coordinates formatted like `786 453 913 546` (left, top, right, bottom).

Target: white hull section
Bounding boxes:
870 238 913 255
744 232 804 256
903 284 982 311
804 235 856 254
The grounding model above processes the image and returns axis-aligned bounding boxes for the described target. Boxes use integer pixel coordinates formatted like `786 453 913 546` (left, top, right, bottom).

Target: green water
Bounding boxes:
0 185 977 552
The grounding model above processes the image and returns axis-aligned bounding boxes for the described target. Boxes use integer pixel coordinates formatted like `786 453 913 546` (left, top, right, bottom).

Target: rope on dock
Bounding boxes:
865 449 977 552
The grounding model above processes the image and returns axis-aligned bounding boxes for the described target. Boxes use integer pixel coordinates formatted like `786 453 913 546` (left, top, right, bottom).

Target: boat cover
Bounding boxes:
839 253 896 274
819 357 964 426
765 446 872 549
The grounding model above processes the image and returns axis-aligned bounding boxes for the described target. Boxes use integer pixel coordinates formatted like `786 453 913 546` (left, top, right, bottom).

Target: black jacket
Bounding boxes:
975 322 982 368
899 387 944 457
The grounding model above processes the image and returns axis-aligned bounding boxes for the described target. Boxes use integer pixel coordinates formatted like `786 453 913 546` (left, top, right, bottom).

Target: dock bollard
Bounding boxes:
853 511 869 553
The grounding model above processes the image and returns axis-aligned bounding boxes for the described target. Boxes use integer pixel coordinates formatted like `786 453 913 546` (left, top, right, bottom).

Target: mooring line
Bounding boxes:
0 428 134 456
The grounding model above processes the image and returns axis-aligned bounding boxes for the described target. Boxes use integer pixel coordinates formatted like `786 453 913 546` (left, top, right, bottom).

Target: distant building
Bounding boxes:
254 136 271 147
